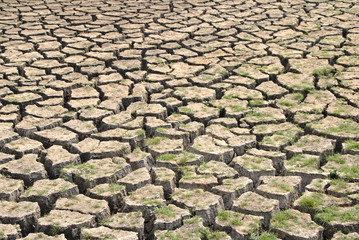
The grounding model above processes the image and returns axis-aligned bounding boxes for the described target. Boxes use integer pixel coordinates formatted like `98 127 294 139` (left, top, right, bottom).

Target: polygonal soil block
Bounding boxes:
62 119 98 140
293 112 323 126
171 188 224 225
128 102 167 120
177 121 205 142
246 148 286 175
285 154 330 187
285 135 335 160
60 157 131 192
331 231 359 240
124 148 153 170
294 191 352 215
189 135 234 163
155 216 205 240
208 118 238 128
178 102 220 125
215 210 263 239
305 178 331 193
32 127 79 148
314 205 359 238
341 139 359 155
223 86 263 101
230 154 275 185
0 129 19 148
21 232 66 239
210 98 250 120
55 194 110 223
232 191 280 229
154 127 190 147
81 226 138 240
144 117 171 137
86 183 126 212
101 211 145 239
15 116 62 137
327 179 359 197
123 184 165 214
179 165 218 191
256 176 302 209
119 167 151 193
270 209 323 240
155 151 203 171
197 161 238 182
146 137 184 157
242 107 286 126
322 154 359 181
258 124 303 151
151 167 176 199
91 128 145 150
173 86 216 103
0 175 24 201
39 145 81 178
0 223 21 239
227 135 257 156
0 201 40 235
78 107 112 124
70 138 131 161
153 204 191 230
307 116 359 141
36 210 96 239
0 154 48 186
20 178 79 214
2 92 42 106
3 137 44 158
100 111 133 130
211 177 253 210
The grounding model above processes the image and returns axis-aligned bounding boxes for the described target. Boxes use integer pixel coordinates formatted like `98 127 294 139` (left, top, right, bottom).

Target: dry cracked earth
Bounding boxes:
0 0 359 239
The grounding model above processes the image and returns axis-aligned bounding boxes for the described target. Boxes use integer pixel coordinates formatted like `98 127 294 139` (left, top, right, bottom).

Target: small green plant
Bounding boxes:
344 140 359 150
271 210 298 229
315 205 359 223
154 205 176 219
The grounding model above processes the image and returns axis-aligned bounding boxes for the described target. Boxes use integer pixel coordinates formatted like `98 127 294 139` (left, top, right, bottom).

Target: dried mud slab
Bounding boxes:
80 226 138 240
70 138 131 161
123 184 165 214
189 135 234 163
0 223 21 239
101 211 145 239
21 233 66 240
55 194 110 223
215 210 263 239
230 154 275 185
322 154 359 182
20 178 78 214
285 154 330 186
36 209 96 239
153 204 191 231
39 145 81 178
60 157 131 192
270 209 323 240
0 201 40 234
0 154 47 186
171 188 224 225
307 116 359 141
256 176 302 209
0 175 24 201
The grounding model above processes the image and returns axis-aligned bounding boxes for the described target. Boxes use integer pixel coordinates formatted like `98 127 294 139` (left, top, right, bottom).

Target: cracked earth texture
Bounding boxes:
0 0 359 239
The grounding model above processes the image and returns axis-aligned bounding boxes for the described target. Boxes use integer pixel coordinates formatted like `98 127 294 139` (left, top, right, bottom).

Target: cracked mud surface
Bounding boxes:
0 0 359 239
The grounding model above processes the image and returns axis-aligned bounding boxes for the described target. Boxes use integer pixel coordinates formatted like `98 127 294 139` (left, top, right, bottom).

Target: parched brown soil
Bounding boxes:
0 0 358 239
